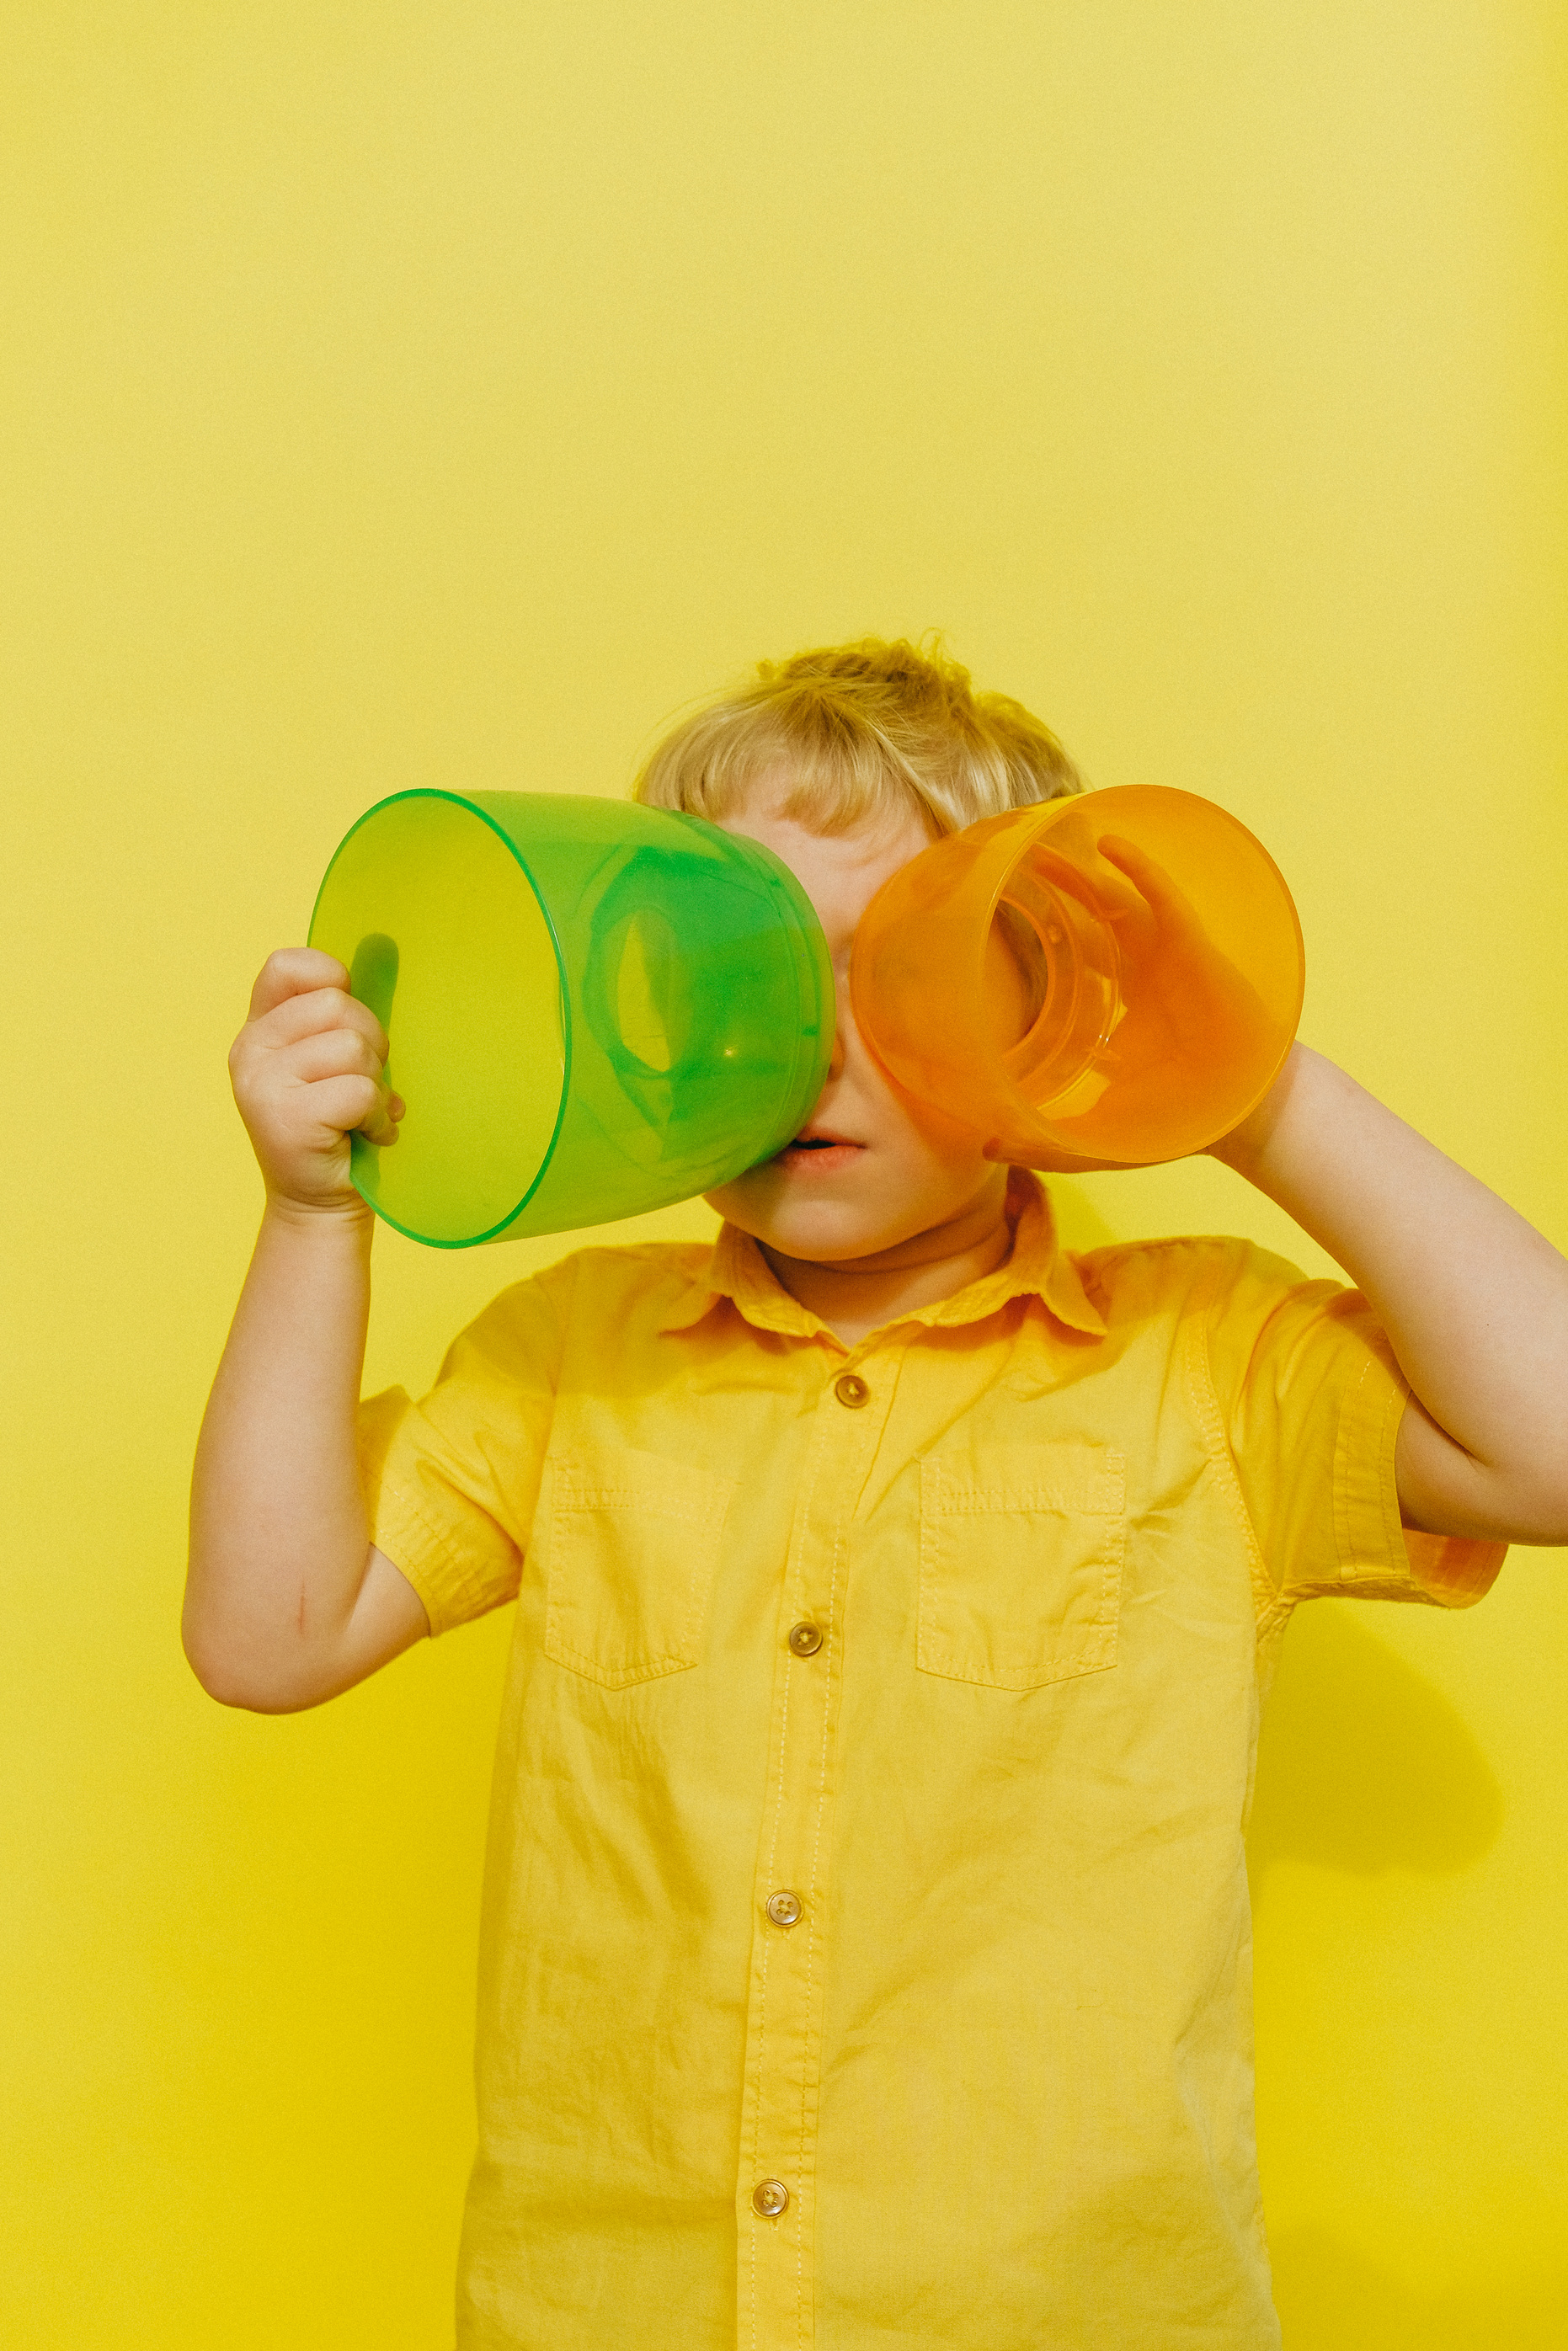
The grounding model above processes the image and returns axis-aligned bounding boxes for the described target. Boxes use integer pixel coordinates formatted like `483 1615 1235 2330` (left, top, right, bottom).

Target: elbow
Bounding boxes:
1468 1466 1568 1550
181 1629 269 1712
1490 1448 1568 1547
180 1614 325 1715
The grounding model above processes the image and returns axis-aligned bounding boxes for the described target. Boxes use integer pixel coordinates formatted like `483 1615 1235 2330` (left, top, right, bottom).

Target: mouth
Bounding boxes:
773 1128 867 1174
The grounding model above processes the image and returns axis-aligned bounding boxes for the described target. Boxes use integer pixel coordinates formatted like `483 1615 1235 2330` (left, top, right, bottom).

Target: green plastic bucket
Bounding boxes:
308 791 835 1246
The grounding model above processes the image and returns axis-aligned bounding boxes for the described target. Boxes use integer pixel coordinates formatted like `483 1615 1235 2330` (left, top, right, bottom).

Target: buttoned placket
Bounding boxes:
735 1335 900 2351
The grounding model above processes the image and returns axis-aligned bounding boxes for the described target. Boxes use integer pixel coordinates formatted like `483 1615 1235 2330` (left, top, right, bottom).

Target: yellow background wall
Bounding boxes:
3 6 1564 2343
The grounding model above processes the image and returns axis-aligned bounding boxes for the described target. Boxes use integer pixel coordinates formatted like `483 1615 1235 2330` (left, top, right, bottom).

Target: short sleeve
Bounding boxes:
1199 1241 1507 1612
356 1271 568 1636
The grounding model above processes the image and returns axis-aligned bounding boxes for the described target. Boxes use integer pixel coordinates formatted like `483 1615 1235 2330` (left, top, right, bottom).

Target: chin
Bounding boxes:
707 1176 926 1264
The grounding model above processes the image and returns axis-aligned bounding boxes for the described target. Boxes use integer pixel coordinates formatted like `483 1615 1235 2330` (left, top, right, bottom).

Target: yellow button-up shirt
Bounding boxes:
360 1174 1502 2351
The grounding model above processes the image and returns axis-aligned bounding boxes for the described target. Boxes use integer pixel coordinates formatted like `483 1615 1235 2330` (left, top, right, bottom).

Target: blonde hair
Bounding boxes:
632 635 1081 838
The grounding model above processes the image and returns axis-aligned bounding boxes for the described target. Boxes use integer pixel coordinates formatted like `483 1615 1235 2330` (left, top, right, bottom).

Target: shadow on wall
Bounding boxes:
1050 1183 1526 2341
1245 1602 1503 1890
1052 1172 1507 1886
1248 1615 1515 2345
1244 1515 1516 2348
1050 1177 1505 1882
1268 2226 1568 2350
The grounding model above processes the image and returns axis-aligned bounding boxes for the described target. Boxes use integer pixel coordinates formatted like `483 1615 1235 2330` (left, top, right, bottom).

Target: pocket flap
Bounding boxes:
921 1443 1125 1521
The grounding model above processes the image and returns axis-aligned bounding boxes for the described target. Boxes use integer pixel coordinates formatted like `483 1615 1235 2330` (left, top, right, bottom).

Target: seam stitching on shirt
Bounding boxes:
1329 1332 1501 1607
552 1485 736 1517
1332 1351 1379 1578
538 1639 703 1686
376 1484 512 1632
749 1656 790 2351
1183 1248 1286 1639
749 1393 829 2351
797 1458 845 2348
1334 1347 1410 1586
915 1650 1121 1690
933 1484 1123 1513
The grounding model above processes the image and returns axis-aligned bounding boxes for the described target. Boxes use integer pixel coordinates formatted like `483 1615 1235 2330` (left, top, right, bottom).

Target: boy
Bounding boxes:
186 641 1568 2349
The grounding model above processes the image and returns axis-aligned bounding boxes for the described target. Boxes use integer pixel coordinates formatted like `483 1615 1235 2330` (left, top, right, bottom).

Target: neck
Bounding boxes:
760 1172 1015 1347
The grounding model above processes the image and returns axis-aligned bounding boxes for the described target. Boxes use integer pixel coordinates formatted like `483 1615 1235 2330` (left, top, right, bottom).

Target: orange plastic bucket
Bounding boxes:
851 786 1304 1165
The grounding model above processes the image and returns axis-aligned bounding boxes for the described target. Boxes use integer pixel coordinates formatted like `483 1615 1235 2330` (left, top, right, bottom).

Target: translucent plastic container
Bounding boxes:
308 791 834 1245
850 786 1304 1165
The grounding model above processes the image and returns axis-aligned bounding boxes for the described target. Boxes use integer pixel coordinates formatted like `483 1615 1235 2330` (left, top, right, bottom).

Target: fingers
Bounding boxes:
248 968 392 1062
1075 843 1160 960
232 948 403 1149
285 1026 389 1091
262 986 392 1067
253 1027 403 1138
312 1073 403 1148
1095 836 1198 928
248 947 351 1021
231 948 408 1209
284 1032 404 1142
231 1003 394 1106
1080 857 1150 926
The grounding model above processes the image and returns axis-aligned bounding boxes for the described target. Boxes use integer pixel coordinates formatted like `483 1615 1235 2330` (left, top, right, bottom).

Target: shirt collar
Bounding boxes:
657 1169 1107 1343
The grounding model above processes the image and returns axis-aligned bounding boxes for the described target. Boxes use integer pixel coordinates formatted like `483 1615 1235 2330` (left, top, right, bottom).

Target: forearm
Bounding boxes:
1210 1043 1568 1538
186 1200 382 1706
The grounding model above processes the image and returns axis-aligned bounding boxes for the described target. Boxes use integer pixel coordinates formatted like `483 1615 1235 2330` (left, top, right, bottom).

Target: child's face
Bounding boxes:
705 781 1010 1265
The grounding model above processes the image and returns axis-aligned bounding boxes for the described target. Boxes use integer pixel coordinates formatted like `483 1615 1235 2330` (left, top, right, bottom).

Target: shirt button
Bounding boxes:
765 1890 803 1927
753 2178 790 2217
834 1373 870 1408
787 1621 824 1657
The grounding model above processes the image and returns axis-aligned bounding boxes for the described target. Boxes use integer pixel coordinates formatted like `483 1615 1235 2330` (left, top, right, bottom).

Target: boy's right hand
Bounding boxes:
229 949 403 1216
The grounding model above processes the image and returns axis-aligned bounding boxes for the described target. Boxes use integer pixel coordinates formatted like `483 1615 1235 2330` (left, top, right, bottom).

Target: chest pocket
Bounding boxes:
918 1442 1125 1690
544 1448 737 1688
